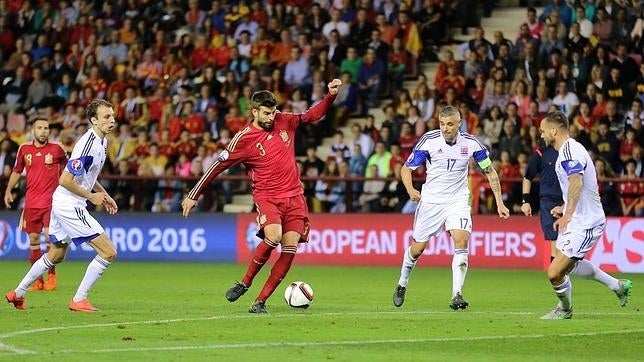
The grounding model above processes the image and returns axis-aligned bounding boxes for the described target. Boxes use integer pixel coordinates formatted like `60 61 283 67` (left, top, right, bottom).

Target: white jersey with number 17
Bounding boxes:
405 130 491 204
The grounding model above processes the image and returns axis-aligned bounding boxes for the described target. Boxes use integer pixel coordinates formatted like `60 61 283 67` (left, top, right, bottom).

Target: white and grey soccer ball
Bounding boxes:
284 281 314 308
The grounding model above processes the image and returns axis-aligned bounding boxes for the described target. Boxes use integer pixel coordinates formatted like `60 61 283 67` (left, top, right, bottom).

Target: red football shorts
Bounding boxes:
20 207 51 234
255 194 310 243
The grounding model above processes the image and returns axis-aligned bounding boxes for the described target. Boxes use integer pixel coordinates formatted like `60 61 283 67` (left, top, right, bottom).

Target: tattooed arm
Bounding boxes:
482 165 510 218
553 174 582 232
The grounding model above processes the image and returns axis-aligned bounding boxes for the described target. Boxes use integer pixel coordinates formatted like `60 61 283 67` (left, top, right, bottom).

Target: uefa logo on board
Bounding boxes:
0 219 15 257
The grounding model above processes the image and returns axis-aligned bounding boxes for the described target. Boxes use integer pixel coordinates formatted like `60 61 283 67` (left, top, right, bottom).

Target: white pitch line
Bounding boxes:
0 341 35 355
0 310 639 355
0 310 535 339
44 328 644 354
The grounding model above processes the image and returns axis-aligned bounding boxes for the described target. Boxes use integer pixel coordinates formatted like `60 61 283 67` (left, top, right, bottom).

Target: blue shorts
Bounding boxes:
539 198 561 242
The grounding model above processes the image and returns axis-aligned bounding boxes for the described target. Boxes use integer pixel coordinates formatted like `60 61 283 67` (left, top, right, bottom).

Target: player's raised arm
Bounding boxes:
295 78 342 124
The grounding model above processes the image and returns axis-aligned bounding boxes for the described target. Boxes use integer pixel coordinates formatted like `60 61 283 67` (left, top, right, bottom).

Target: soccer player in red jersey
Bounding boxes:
3 118 67 291
182 78 342 313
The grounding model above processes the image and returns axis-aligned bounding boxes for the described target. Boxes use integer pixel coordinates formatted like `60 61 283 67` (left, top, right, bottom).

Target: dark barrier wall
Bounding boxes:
0 212 237 262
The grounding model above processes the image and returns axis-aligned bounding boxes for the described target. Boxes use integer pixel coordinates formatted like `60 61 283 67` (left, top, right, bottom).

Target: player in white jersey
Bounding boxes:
6 99 119 312
393 105 510 310
538 111 631 320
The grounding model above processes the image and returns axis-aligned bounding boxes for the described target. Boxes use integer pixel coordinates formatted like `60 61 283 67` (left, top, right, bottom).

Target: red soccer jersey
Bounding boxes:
189 93 336 201
13 141 67 209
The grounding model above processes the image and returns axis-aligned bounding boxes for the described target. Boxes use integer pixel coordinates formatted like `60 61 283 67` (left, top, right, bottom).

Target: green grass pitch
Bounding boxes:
1 261 642 361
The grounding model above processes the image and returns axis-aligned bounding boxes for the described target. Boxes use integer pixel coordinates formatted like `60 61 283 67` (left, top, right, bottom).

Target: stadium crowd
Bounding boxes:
0 0 642 216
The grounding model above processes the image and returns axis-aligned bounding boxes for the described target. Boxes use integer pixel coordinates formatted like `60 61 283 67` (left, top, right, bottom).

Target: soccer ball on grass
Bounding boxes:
284 281 314 308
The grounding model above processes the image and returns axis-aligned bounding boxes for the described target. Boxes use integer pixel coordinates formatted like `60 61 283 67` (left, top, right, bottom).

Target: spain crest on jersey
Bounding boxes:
279 130 289 144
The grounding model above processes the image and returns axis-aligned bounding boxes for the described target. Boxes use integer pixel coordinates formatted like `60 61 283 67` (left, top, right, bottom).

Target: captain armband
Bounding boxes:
477 157 492 170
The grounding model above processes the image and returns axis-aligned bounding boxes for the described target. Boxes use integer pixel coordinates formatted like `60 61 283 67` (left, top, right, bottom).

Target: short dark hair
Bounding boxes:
86 99 113 122
31 116 49 125
543 111 569 129
250 90 278 110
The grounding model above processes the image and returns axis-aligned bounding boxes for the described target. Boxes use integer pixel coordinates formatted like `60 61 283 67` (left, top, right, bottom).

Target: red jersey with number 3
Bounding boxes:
189 93 336 201
13 141 67 209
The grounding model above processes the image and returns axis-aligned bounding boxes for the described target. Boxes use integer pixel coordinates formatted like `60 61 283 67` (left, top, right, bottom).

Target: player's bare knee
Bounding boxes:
264 232 282 245
29 236 41 245
47 252 65 264
101 249 117 262
410 241 426 257
547 268 564 284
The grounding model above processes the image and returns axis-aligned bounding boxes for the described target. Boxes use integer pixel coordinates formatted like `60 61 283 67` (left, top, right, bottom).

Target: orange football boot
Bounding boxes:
44 275 57 291
29 278 44 291
68 299 99 312
5 290 25 310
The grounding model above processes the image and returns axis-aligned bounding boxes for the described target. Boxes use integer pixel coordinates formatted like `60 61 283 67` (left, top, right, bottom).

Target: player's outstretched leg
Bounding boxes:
228 238 277 303
393 244 423 307
7 254 56 309
250 245 297 313
542 274 573 320
615 279 632 307
69 239 114 313
451 248 469 309
44 242 57 291
28 248 45 291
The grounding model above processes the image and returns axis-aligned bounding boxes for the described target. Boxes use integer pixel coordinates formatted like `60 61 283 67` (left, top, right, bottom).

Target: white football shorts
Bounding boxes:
48 204 105 245
556 223 605 260
412 199 472 242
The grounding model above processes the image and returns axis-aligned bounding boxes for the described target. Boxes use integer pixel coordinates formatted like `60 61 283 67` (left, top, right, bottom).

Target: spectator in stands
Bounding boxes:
366 141 392 178
498 119 522 161
142 143 168 177
329 130 351 165
111 160 135 212
333 71 359 121
284 47 312 94
350 7 373 52
359 164 386 212
350 122 375 159
593 7 614 46
313 158 341 213
362 114 380 143
152 164 183 213
573 100 597 141
552 80 579 118
322 8 350 40
107 123 136 169
620 128 640 163
1 66 29 114
595 119 622 173
479 81 510 118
